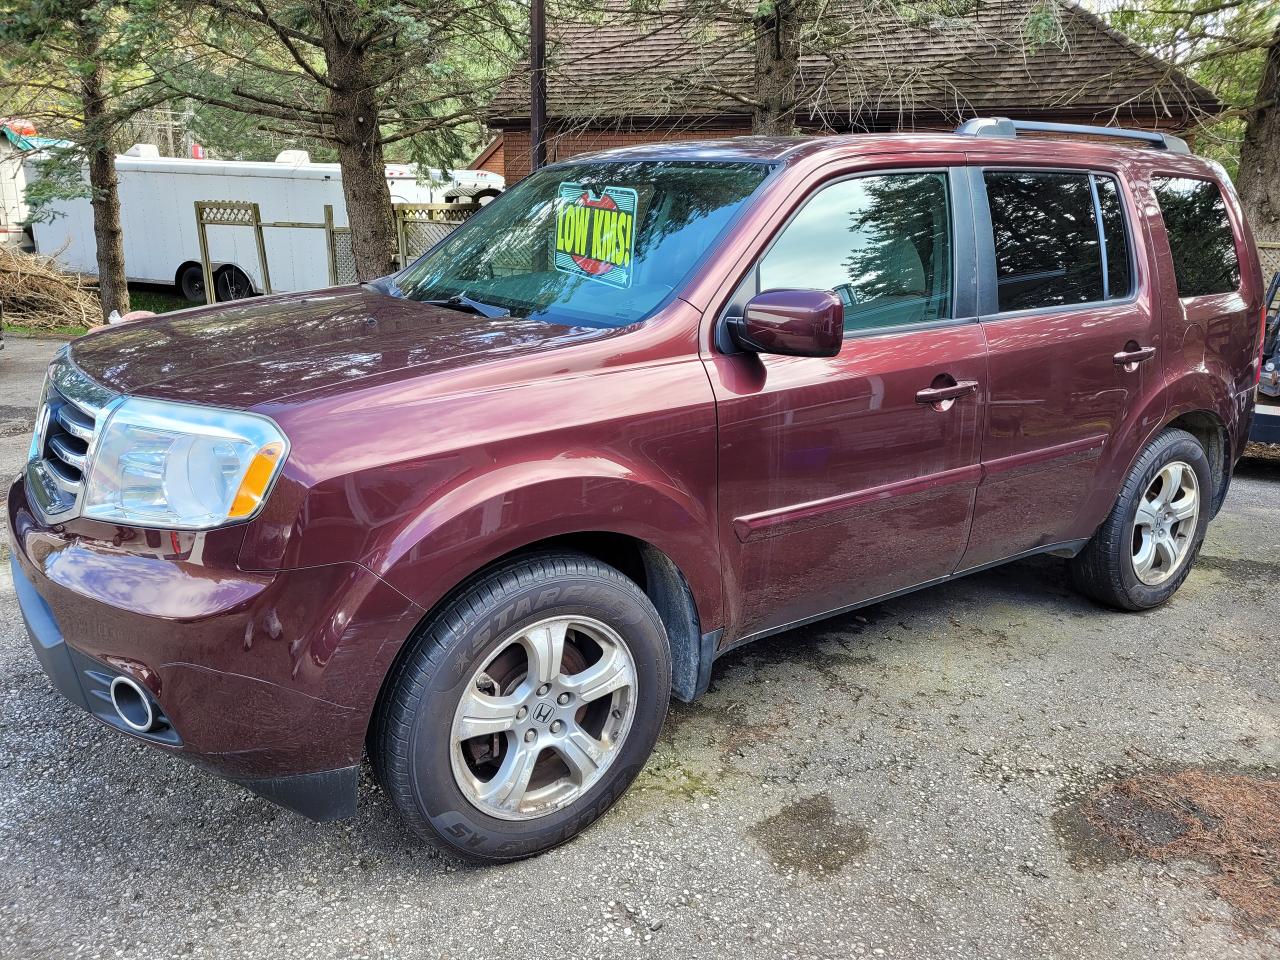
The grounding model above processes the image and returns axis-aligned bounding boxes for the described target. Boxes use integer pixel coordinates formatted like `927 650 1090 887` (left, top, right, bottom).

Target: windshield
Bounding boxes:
385 160 773 328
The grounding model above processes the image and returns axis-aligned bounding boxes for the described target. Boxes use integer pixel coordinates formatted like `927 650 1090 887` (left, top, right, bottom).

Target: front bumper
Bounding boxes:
7 478 424 820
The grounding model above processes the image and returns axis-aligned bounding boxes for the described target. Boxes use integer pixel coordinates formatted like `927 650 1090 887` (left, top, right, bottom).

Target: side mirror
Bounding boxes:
729 289 843 358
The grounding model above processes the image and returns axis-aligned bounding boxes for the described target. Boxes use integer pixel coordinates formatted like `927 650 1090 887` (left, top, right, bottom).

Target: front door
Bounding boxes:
704 166 987 643
958 165 1166 571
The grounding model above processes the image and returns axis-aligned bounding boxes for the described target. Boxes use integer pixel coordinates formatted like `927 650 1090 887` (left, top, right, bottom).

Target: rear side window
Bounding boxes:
1151 176 1240 297
758 171 952 333
983 171 1132 312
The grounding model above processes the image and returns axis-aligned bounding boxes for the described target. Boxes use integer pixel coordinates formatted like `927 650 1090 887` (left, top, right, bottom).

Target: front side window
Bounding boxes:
1151 176 1240 297
388 160 772 328
758 172 953 333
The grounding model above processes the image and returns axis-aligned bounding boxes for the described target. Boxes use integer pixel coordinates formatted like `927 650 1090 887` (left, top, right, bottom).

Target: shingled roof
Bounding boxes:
488 0 1219 129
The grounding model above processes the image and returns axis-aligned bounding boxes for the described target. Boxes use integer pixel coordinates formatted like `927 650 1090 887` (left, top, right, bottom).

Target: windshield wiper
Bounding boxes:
421 293 510 319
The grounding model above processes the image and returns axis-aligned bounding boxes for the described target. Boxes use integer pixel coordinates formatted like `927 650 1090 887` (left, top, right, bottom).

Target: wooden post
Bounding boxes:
195 203 216 306
324 204 338 286
530 0 547 172
251 202 272 294
395 205 408 269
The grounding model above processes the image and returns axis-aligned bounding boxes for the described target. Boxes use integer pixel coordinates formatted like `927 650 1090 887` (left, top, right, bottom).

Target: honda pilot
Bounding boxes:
8 118 1264 860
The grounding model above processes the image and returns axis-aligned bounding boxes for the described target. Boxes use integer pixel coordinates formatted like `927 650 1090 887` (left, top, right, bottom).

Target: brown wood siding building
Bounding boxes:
479 0 1219 180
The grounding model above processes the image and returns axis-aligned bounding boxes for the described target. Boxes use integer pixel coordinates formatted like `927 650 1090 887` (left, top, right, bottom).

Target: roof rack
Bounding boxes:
954 117 1190 155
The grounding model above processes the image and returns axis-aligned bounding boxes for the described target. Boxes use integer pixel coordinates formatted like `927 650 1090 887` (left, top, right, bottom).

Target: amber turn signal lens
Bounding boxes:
228 442 285 519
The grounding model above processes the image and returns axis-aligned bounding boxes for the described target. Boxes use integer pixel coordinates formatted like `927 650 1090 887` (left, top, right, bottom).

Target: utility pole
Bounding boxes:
530 0 547 172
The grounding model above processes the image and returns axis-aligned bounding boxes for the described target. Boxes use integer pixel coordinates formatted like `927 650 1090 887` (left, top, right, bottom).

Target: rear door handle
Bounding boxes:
915 380 979 405
1113 346 1156 366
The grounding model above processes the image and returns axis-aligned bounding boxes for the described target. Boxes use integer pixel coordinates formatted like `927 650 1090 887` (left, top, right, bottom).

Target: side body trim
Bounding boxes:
732 463 984 543
716 538 1090 655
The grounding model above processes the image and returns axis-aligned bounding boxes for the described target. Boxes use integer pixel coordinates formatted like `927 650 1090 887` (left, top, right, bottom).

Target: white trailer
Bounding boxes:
1 120 66 249
29 146 504 300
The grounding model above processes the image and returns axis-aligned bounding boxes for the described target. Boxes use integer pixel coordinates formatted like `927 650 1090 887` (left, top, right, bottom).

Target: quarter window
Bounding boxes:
1151 176 1240 297
758 172 952 333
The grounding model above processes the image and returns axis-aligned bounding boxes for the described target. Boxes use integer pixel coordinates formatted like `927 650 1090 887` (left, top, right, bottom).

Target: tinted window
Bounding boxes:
758 172 952 332
985 171 1104 311
1151 176 1240 297
390 160 771 328
1095 177 1132 298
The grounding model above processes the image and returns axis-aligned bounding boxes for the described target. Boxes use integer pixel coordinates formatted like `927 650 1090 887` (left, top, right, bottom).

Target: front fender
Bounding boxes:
374 461 723 633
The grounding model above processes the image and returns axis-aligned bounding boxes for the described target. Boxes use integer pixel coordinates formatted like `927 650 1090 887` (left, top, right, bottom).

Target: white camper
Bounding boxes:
1 119 67 249
30 146 504 300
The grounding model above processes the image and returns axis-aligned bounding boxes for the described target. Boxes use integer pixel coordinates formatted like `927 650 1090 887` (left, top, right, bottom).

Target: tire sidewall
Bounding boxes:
1116 434 1212 607
404 568 669 860
179 265 205 303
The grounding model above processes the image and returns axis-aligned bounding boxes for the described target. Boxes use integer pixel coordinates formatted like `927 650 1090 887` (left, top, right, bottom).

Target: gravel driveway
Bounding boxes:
2 334 1278 960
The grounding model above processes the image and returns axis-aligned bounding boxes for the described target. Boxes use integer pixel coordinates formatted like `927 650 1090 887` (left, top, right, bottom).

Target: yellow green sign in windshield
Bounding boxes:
554 183 638 288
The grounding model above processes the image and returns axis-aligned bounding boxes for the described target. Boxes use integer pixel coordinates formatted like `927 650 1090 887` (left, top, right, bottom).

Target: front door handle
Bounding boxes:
1113 345 1156 366
915 380 979 405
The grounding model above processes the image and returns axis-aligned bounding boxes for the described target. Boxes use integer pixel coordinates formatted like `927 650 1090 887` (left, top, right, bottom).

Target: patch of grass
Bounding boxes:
3 322 88 339
128 286 189 314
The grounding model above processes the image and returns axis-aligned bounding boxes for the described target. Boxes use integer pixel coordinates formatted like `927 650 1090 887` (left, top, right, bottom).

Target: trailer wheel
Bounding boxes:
214 266 255 302
178 264 207 303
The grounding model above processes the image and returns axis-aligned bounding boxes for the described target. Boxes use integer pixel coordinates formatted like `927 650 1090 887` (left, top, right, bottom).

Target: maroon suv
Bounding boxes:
8 119 1264 860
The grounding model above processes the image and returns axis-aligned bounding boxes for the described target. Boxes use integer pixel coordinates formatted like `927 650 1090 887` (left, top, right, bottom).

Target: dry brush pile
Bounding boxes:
0 245 99 329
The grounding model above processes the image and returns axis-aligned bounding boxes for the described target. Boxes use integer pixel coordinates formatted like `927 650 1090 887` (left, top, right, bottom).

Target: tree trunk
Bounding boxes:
1237 24 1280 247
325 32 397 280
752 0 804 135
80 45 130 319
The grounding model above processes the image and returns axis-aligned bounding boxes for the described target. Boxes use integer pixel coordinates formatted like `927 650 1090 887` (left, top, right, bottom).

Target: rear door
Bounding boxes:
958 164 1165 571
704 163 987 643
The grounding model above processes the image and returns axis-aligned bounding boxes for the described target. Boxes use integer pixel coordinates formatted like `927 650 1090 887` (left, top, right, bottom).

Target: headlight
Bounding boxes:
82 397 288 530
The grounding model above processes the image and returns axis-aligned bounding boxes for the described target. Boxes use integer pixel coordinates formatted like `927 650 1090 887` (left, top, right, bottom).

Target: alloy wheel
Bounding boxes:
1131 460 1199 586
449 615 637 821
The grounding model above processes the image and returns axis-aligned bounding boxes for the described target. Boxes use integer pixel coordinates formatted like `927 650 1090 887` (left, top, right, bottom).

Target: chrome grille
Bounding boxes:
25 348 119 521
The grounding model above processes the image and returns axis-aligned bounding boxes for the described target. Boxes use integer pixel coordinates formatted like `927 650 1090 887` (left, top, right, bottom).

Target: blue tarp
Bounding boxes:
1 126 72 152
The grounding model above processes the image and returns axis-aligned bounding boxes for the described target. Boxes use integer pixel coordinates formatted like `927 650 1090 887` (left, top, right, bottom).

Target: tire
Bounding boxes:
178 264 207 303
1068 427 1213 610
214 266 254 302
372 551 671 861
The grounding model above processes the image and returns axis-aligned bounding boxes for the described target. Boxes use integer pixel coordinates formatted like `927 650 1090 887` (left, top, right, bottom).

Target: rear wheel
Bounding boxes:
1069 427 1212 610
372 552 670 861
214 265 254 302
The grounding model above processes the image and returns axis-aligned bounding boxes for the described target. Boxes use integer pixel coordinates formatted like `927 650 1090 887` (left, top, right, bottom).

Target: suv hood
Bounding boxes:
70 286 625 408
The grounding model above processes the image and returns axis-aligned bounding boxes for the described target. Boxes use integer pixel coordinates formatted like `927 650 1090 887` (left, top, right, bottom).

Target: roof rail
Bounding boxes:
954 117 1190 155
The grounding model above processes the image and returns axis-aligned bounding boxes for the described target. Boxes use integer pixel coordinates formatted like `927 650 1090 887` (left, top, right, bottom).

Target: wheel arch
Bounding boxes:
1164 409 1231 516
1075 368 1239 541
365 531 714 755
174 259 203 288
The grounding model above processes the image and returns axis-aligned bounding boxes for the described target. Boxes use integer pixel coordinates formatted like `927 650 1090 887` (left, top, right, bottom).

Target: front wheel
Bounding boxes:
178 263 207 303
372 552 671 861
1069 427 1212 610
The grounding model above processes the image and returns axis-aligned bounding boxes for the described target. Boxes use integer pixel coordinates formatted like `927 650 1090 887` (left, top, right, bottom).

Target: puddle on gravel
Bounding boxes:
750 792 868 877
1056 767 1280 930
